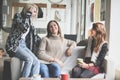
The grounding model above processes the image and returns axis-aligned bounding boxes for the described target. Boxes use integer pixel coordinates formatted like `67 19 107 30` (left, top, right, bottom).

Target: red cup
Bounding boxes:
61 74 69 80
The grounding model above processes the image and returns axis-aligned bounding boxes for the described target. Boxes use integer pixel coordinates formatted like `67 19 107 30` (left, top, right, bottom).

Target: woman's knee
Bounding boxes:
50 63 61 70
26 55 39 65
49 63 61 77
72 66 81 78
40 63 48 71
72 66 81 73
34 58 40 65
80 70 95 78
25 57 34 64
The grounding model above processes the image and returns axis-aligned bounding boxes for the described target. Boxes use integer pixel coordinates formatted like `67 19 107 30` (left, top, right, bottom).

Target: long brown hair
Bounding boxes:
92 22 106 52
46 20 62 39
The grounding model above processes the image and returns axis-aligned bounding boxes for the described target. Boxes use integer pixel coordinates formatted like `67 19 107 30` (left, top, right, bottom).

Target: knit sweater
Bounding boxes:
37 35 76 64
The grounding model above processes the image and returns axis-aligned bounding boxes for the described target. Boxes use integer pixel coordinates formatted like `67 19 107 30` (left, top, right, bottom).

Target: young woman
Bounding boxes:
37 20 76 78
72 22 108 78
5 4 40 77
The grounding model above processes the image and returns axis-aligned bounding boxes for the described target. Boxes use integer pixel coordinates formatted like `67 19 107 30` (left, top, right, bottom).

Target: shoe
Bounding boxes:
31 74 42 80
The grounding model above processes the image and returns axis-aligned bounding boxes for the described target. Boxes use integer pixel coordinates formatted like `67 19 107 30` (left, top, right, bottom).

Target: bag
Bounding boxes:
88 66 100 74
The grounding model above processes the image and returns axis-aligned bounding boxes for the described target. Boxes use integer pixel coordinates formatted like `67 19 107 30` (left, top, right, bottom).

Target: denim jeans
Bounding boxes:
15 39 40 77
40 63 61 78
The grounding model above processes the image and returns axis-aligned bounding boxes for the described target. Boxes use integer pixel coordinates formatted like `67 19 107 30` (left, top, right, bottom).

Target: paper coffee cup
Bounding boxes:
61 73 69 80
77 58 83 64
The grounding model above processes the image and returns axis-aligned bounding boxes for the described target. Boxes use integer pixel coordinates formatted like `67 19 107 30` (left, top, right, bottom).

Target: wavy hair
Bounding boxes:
92 22 107 52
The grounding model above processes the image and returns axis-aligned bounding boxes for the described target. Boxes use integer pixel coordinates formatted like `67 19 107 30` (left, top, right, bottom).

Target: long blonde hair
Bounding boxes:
92 22 106 52
21 3 38 19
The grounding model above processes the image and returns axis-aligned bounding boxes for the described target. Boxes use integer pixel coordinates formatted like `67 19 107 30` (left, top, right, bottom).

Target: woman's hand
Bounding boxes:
54 58 64 67
78 61 89 69
66 48 72 56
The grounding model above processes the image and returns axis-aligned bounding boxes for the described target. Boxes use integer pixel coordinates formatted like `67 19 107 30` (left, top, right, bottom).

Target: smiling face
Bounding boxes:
47 20 62 37
21 4 38 20
29 6 38 19
49 21 59 35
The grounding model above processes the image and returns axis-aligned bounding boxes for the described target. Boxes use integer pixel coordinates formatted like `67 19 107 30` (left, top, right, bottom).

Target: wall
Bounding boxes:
19 0 72 37
107 0 120 80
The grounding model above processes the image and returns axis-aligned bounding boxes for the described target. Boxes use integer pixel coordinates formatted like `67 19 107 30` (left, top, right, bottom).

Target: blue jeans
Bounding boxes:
40 63 61 78
15 39 40 77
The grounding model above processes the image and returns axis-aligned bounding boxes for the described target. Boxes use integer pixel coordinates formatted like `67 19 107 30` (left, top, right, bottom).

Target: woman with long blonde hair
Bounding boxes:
6 4 40 78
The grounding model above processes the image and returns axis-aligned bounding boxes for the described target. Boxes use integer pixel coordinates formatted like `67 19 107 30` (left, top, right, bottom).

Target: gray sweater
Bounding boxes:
37 35 76 64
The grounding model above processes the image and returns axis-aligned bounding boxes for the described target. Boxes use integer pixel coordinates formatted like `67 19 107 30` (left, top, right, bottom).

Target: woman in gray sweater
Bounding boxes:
37 20 76 78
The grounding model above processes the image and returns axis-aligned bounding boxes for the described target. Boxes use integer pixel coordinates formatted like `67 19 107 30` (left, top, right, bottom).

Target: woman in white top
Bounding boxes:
72 22 108 78
5 4 40 77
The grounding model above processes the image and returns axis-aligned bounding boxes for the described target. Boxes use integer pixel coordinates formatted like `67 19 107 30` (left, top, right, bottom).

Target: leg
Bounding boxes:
72 65 82 78
15 45 33 77
40 63 49 78
48 62 61 78
80 69 95 78
26 49 40 77
15 39 40 77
